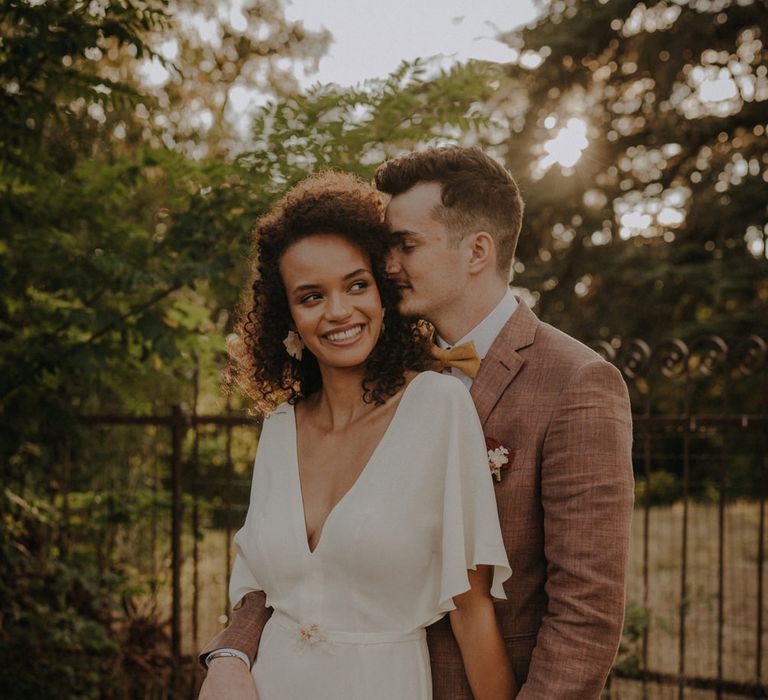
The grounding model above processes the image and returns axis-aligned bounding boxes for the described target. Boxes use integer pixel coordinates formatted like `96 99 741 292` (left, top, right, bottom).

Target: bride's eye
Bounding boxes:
349 280 369 292
300 292 322 304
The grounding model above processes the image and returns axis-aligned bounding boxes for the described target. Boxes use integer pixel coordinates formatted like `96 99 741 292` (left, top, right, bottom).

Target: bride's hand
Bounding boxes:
198 657 258 700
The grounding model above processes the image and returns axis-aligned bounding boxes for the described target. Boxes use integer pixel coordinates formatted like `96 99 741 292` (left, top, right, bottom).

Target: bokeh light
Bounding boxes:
533 117 589 178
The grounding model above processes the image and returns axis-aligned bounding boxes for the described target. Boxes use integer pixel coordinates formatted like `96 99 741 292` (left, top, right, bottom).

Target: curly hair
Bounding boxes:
375 146 524 278
230 171 432 414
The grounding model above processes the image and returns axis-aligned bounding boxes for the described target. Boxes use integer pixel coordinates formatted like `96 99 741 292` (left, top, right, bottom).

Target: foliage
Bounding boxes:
613 600 651 679
494 0 768 344
0 0 171 176
134 0 332 157
1 149 246 483
634 469 682 505
0 0 262 484
0 488 129 699
238 58 505 189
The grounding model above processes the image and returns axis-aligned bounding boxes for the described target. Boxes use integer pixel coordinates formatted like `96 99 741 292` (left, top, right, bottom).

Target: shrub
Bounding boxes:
634 470 682 506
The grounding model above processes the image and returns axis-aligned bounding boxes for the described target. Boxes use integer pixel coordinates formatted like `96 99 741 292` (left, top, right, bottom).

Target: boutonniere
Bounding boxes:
486 436 510 482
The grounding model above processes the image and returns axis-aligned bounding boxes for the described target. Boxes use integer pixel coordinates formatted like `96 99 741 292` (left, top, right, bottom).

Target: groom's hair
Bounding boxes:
374 146 524 279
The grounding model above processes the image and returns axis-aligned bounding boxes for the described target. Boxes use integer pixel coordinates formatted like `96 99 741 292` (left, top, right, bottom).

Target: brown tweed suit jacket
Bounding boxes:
200 301 635 699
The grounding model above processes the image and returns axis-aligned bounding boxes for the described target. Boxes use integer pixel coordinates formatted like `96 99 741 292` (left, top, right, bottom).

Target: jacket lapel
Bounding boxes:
470 300 538 426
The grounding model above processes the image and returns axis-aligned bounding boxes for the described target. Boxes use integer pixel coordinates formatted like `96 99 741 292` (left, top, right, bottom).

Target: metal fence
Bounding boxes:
592 335 767 699
68 334 767 699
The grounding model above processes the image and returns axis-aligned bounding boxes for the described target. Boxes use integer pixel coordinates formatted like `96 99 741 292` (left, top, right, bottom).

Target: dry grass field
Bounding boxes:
181 502 766 699
612 502 765 699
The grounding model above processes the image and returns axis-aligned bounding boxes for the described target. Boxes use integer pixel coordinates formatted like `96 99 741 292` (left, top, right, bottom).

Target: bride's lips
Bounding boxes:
321 323 367 346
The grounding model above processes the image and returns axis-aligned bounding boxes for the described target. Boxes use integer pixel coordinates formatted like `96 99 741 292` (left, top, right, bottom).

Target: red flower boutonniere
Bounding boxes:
486 436 510 482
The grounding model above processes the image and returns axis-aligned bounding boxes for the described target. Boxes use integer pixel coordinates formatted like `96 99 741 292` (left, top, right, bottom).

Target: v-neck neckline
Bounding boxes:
288 372 426 556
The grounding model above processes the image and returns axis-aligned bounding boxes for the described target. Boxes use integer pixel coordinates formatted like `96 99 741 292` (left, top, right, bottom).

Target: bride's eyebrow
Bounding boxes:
291 269 371 294
342 268 372 280
292 283 321 293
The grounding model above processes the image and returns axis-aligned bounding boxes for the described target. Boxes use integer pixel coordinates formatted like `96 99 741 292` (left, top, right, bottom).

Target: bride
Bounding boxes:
215 171 514 699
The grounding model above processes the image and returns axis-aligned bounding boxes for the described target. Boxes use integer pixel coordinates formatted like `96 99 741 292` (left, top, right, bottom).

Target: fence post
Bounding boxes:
757 353 767 688
224 397 234 618
170 404 185 697
191 366 200 655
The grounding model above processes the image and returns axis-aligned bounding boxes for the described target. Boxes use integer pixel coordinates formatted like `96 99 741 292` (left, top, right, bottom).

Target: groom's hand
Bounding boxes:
198 657 258 700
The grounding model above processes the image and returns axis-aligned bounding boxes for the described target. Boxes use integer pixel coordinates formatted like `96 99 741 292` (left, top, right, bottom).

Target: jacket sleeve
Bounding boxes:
198 590 272 669
519 360 634 699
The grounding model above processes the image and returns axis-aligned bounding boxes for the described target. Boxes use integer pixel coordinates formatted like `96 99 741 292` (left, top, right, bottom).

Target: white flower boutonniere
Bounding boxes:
485 436 510 482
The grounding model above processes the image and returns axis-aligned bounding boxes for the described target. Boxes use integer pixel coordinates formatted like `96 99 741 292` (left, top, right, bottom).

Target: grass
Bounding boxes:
615 501 766 698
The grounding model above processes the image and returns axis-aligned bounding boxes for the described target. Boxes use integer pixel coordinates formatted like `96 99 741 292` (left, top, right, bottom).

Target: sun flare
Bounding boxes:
533 117 589 179
544 117 589 167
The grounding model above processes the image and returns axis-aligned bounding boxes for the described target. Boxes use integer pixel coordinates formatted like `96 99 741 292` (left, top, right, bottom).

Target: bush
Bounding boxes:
634 470 682 506
0 488 173 700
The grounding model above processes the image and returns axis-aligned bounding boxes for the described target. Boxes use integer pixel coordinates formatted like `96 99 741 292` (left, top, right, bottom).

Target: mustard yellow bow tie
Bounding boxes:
430 341 482 379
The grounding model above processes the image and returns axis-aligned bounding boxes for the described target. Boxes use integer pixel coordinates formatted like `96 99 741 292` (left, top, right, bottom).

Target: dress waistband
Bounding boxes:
270 610 424 646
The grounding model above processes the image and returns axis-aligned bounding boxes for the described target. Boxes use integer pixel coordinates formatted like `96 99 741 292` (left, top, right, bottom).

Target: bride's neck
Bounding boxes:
309 366 371 431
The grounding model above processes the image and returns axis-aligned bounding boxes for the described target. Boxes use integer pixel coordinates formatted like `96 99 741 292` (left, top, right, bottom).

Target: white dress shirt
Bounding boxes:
435 290 518 390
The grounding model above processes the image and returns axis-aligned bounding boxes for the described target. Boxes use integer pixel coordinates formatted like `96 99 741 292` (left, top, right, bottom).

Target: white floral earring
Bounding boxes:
283 329 304 360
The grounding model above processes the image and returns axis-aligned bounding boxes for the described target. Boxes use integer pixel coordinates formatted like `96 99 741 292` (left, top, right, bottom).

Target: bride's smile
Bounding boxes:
322 323 365 344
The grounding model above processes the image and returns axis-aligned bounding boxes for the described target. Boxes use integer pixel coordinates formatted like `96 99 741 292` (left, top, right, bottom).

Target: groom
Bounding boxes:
199 146 634 699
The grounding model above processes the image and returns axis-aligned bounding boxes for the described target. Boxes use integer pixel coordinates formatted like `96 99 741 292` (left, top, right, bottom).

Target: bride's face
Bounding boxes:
280 234 384 371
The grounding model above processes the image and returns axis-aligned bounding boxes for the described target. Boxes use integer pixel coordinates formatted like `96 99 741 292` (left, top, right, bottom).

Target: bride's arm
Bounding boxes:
198 657 258 700
449 565 517 699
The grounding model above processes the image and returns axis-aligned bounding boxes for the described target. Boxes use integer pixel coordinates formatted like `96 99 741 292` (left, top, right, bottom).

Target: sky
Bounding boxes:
139 0 542 139
282 0 540 89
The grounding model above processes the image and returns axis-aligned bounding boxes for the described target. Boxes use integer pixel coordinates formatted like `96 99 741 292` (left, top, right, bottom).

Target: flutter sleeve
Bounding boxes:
435 376 512 613
229 531 263 611
227 411 278 610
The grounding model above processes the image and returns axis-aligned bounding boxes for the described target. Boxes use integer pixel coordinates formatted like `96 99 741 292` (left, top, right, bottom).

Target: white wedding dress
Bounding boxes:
229 371 511 700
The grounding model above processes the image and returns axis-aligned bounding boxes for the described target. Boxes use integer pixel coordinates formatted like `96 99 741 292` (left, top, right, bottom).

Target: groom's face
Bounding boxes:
384 182 468 322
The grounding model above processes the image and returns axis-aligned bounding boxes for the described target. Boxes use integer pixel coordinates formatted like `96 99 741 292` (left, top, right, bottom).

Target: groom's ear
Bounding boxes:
465 231 496 275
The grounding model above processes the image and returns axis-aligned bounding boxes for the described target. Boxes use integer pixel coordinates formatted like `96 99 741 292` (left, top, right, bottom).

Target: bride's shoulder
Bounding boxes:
261 400 293 425
405 370 472 402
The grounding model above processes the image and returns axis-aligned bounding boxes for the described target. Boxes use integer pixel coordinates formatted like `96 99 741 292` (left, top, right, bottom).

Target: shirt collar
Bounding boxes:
435 290 518 358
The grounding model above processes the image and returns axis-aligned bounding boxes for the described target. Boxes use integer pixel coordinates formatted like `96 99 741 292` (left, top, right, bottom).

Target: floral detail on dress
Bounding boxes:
296 623 325 650
485 436 510 482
